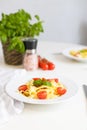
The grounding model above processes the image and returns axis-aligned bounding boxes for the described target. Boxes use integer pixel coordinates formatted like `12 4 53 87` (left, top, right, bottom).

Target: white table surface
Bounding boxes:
0 41 87 130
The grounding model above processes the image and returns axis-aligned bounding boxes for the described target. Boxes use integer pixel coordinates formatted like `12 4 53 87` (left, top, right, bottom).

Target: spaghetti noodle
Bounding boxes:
18 78 67 99
70 48 87 58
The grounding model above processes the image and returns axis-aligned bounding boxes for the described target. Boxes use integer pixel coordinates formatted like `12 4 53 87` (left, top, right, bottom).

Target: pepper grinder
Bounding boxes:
23 38 38 71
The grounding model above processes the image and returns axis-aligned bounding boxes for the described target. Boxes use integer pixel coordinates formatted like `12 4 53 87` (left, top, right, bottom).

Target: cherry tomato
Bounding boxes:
42 77 47 81
41 58 48 63
48 62 55 70
38 57 55 71
56 87 67 95
37 91 47 99
18 85 27 91
47 78 58 83
39 61 49 70
33 78 40 80
54 78 58 83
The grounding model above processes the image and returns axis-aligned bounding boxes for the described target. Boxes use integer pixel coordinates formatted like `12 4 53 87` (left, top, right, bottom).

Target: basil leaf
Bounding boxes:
42 81 52 86
33 79 43 87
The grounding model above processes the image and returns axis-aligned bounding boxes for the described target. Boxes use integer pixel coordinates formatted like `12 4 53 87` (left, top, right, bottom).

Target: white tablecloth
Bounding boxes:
0 41 87 130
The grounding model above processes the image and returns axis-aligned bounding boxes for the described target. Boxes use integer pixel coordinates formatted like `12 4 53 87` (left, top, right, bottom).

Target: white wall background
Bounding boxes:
0 0 87 44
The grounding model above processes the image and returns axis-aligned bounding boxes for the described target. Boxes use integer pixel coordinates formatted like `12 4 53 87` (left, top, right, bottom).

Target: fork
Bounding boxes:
83 84 87 98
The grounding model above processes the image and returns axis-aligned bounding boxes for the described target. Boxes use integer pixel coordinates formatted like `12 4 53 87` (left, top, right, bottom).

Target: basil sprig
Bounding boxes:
33 79 52 87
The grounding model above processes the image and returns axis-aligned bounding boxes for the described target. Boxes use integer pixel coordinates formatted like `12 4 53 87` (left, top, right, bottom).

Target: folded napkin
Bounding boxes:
0 68 24 126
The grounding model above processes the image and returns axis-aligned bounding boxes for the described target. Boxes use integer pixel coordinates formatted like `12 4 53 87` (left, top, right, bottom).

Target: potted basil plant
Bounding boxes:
0 9 44 65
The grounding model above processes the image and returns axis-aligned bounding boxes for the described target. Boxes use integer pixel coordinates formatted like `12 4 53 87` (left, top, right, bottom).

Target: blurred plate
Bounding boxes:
62 46 87 62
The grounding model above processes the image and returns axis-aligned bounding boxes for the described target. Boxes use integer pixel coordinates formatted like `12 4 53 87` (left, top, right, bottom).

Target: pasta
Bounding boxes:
18 78 67 99
70 48 87 58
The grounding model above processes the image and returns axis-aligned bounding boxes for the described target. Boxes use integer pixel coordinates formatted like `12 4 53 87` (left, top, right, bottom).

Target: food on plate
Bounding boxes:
18 77 67 99
69 48 87 58
38 56 55 70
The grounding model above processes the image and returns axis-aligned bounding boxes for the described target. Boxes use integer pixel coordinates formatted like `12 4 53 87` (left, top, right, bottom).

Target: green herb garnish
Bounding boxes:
33 79 52 87
42 80 52 86
33 79 43 87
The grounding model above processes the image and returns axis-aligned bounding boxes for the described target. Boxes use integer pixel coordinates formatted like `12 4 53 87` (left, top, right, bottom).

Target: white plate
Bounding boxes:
5 69 79 104
62 46 87 62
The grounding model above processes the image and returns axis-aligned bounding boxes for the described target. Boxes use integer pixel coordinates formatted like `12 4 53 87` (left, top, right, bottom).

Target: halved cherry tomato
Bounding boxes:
37 91 47 99
48 62 55 70
54 78 59 83
47 78 58 83
56 87 67 95
42 78 47 81
18 85 27 91
33 78 40 80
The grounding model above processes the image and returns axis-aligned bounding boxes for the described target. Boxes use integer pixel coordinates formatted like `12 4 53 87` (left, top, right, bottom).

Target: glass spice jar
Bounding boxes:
23 38 38 71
